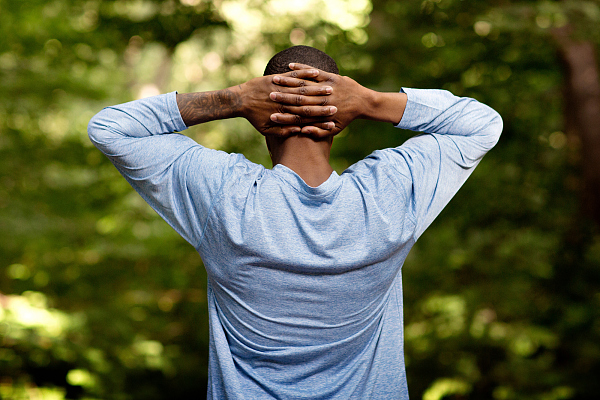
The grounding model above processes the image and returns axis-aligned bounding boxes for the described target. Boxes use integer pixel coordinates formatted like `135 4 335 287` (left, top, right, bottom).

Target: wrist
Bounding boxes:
228 84 245 119
359 88 381 120
235 78 264 120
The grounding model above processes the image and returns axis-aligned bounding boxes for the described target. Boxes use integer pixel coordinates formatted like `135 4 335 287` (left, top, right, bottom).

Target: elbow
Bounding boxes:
474 104 503 151
487 110 503 148
87 109 104 146
87 108 115 149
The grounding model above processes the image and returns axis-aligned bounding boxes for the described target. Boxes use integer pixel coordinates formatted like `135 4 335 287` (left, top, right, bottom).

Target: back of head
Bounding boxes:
264 45 339 76
263 46 338 162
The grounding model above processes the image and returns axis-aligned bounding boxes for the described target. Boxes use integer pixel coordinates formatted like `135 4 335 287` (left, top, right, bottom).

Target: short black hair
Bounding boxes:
264 45 339 76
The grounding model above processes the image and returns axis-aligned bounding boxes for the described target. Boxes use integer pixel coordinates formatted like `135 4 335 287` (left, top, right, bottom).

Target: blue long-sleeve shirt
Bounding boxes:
88 88 502 399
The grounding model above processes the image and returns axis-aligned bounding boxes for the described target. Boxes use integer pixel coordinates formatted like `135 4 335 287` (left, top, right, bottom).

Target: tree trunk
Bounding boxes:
553 26 600 226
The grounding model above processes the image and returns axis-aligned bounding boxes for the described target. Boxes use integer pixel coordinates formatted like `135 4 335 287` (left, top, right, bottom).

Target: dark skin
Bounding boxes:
269 63 407 134
176 68 337 136
177 64 408 187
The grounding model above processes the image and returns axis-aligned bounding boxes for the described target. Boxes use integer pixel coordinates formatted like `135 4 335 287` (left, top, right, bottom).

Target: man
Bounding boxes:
88 45 502 399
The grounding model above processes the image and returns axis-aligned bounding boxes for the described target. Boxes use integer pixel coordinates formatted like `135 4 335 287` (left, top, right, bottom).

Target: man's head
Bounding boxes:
264 46 338 76
263 46 338 172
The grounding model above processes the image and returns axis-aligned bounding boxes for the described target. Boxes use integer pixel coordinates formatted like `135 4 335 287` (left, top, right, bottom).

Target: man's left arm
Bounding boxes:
88 92 224 247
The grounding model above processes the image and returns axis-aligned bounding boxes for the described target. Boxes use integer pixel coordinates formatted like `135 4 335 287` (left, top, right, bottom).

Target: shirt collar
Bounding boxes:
272 164 340 198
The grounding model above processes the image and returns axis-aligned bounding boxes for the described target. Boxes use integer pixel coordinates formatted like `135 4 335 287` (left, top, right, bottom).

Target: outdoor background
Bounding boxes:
2 0 600 399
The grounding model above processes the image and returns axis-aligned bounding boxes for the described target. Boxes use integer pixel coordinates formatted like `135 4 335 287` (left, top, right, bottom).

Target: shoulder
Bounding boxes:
345 148 411 177
185 146 259 171
182 147 265 191
342 149 413 193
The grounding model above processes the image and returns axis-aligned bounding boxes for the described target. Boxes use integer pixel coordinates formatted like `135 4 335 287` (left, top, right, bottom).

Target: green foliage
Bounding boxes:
1 0 600 399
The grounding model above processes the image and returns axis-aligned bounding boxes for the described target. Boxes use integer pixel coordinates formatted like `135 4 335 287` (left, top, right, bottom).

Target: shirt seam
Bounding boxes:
192 152 241 250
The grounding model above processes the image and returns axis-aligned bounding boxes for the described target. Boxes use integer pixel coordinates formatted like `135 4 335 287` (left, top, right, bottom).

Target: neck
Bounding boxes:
267 135 334 187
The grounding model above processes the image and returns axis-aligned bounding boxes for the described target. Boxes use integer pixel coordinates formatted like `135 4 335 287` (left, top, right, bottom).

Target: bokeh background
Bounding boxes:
2 0 600 399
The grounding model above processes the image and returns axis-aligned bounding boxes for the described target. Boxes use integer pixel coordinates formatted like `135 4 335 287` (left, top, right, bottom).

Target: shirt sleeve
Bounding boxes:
378 88 503 239
87 92 236 248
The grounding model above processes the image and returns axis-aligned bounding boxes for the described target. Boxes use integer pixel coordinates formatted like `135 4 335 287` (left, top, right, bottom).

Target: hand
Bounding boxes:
269 63 371 137
238 69 338 137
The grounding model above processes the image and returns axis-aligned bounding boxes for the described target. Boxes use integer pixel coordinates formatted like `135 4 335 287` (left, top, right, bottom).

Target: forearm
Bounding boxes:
361 90 408 125
176 86 243 127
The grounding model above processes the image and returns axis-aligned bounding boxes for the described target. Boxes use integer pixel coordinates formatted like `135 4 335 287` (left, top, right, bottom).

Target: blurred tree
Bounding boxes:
552 25 600 226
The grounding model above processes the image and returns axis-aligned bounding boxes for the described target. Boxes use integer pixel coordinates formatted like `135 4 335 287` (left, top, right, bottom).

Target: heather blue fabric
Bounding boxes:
88 88 502 399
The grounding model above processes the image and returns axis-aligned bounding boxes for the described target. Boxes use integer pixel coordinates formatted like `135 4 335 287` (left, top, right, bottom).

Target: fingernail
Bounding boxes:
328 122 335 129
329 106 337 114
309 69 318 75
270 114 278 122
292 127 301 133
325 87 332 94
270 92 277 100
289 63 295 68
273 76 281 83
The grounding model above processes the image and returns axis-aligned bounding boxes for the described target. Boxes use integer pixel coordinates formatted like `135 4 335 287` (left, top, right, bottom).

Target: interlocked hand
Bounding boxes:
269 63 367 137
239 68 337 138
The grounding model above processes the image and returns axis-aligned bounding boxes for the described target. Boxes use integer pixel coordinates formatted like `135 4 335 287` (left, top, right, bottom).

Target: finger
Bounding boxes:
272 75 321 88
274 85 333 96
310 122 336 130
300 125 335 138
261 124 301 137
270 113 336 126
269 92 330 106
288 63 315 70
282 68 320 80
289 63 336 83
277 105 337 117
276 126 302 136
